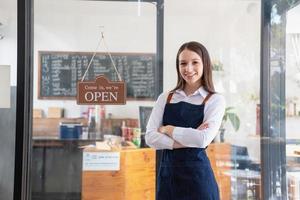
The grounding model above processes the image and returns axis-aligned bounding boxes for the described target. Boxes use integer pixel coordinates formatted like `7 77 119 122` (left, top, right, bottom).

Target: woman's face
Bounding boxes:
178 49 203 88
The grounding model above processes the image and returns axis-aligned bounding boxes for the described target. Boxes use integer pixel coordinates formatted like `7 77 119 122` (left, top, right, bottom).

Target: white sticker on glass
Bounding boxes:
82 152 120 171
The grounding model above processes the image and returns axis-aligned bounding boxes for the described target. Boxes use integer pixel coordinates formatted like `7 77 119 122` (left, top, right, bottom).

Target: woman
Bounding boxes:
145 41 225 200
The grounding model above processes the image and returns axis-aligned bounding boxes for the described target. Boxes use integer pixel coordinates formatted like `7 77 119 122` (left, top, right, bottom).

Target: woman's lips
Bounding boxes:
185 73 196 79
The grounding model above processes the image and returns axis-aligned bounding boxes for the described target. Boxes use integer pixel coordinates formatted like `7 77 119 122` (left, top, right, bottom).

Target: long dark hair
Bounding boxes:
171 41 215 94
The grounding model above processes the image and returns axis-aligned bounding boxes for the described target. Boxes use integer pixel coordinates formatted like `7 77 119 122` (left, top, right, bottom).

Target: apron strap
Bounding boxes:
202 93 213 105
166 92 174 104
167 91 214 104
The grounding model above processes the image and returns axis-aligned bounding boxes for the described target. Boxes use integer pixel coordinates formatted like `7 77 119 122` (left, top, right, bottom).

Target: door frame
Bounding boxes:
14 0 163 199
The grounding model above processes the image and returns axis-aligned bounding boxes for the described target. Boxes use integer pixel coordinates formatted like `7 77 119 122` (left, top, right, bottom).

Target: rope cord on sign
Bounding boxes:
80 27 122 82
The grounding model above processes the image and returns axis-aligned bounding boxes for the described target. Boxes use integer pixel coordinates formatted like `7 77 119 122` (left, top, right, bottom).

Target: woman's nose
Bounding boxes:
186 62 193 71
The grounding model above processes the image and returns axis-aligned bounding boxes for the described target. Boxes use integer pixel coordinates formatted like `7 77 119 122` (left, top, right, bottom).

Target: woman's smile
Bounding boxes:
179 49 203 88
184 73 197 79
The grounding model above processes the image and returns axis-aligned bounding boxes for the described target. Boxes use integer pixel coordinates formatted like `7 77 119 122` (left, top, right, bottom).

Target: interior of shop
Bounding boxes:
31 1 262 199
1 0 300 199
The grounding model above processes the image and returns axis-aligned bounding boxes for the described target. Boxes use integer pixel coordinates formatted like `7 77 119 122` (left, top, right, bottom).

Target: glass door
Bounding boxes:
286 2 300 200
31 1 158 200
262 0 300 199
29 0 264 199
0 0 18 199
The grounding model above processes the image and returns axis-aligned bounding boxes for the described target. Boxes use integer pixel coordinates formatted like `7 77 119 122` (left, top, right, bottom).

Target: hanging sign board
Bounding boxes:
77 75 126 105
82 151 120 171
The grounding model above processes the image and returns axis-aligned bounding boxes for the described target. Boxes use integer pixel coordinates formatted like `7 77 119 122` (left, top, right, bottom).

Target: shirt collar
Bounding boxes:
175 86 208 98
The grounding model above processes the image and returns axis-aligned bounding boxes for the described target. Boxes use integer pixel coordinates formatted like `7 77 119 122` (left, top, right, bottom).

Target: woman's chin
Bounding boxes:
185 80 201 87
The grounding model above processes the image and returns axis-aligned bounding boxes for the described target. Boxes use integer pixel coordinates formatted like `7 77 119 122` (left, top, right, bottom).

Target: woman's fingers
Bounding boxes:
198 122 209 130
158 126 165 133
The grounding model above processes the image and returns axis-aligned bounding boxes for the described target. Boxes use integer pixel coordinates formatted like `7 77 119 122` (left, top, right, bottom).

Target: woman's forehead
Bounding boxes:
179 50 202 60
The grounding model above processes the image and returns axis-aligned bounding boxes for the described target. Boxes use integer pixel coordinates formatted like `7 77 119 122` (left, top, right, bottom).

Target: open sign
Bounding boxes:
77 75 126 105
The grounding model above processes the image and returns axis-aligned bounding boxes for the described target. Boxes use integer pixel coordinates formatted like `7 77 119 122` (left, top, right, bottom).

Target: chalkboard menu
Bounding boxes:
38 51 159 100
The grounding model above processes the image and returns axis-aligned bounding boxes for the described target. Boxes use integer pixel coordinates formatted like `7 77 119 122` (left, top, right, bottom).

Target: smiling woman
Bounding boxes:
178 50 203 95
173 41 215 95
146 41 225 200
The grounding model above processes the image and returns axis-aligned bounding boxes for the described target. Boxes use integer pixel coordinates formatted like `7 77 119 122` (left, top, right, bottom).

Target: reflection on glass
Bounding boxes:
164 0 261 199
31 0 265 199
286 3 300 200
32 1 157 199
0 0 17 199
267 1 288 199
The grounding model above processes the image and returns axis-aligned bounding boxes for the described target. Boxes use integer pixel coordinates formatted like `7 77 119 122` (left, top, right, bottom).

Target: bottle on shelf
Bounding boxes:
88 116 96 139
87 106 96 139
121 120 127 142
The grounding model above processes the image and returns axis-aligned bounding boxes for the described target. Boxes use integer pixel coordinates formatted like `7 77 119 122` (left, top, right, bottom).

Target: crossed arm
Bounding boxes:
158 123 209 149
145 93 225 150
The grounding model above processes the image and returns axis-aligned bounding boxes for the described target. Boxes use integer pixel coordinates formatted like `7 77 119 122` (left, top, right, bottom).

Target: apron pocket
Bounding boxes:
172 161 219 200
157 166 173 200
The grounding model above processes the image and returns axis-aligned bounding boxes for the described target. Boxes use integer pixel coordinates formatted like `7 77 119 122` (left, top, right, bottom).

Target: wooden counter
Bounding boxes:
82 144 231 200
206 143 231 200
82 148 156 200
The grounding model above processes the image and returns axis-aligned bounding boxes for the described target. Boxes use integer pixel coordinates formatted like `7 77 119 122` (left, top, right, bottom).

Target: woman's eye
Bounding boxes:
180 63 187 66
193 61 199 65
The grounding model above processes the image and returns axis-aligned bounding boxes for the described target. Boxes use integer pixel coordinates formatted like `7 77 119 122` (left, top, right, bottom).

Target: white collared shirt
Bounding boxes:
145 87 226 149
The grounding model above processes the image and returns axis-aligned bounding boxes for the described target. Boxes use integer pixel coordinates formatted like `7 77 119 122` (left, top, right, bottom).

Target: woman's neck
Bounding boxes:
184 84 202 96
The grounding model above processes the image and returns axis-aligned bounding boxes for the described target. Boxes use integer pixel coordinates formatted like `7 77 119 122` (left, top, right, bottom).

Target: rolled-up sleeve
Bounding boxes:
145 93 174 150
172 94 226 148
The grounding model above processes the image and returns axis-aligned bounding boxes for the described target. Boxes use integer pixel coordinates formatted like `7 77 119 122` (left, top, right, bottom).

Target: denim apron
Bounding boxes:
157 93 219 200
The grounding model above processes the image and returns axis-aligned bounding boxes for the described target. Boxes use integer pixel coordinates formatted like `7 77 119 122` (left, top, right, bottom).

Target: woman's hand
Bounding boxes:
173 141 185 149
158 125 175 137
197 122 209 130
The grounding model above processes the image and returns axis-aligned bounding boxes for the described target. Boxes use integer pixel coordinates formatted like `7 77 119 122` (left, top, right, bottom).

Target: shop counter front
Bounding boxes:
82 144 232 200
32 138 231 200
206 143 231 200
82 148 156 200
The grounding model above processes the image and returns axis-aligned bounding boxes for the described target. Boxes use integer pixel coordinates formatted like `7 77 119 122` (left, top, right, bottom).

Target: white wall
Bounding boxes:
0 0 17 86
287 4 300 34
0 2 17 199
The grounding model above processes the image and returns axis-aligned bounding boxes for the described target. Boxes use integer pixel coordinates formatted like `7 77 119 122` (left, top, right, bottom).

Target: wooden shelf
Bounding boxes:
33 118 88 137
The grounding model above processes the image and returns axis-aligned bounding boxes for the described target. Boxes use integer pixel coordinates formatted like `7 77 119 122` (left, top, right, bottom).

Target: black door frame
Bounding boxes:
14 0 33 199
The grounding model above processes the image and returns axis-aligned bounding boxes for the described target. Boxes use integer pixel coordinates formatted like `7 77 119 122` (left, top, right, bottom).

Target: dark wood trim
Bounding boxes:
14 0 33 199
